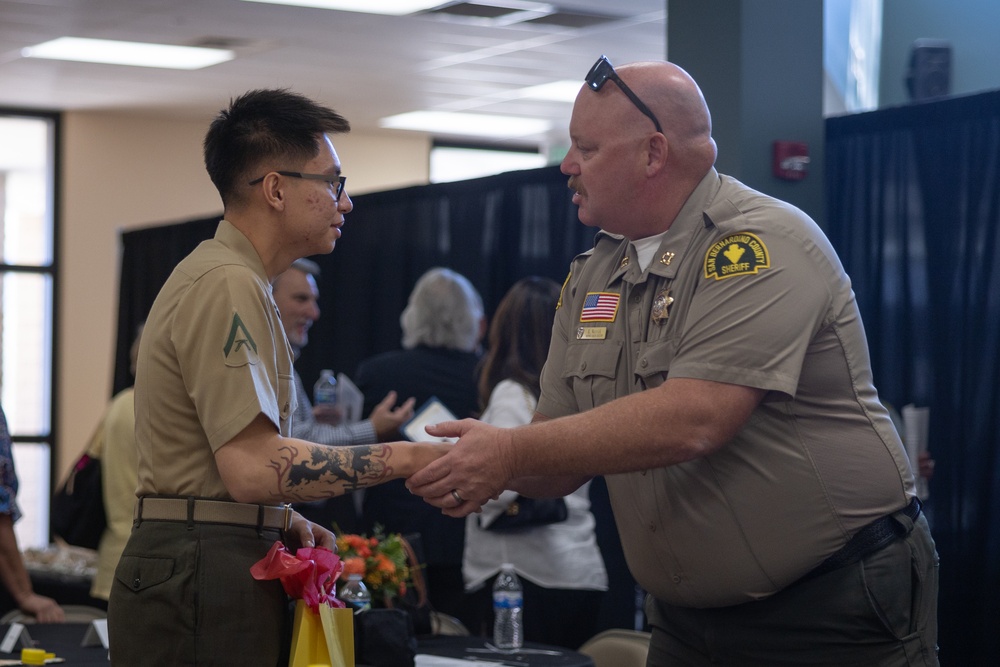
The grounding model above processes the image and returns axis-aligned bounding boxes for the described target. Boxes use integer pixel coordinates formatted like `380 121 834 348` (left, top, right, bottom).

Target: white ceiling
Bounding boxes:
0 0 667 149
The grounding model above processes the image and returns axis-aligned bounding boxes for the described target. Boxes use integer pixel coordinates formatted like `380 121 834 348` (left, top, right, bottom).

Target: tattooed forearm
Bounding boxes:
271 443 398 501
267 444 299 489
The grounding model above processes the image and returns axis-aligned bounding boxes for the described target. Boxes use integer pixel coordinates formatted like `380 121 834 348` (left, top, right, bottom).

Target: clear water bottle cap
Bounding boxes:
501 563 515 570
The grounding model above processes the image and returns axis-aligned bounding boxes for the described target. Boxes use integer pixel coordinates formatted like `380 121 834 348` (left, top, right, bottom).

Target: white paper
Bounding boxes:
0 623 31 653
902 404 930 501
335 372 364 424
81 618 109 649
415 656 507 667
402 397 458 442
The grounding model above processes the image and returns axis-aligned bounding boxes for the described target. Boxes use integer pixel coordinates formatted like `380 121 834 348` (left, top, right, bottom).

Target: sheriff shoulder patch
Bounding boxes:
704 232 771 280
556 271 571 310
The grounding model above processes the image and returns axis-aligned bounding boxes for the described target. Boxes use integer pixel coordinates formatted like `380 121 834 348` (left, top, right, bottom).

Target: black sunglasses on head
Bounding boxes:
585 55 663 134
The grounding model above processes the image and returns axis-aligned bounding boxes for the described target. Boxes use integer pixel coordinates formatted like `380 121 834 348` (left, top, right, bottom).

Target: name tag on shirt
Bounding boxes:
577 326 607 340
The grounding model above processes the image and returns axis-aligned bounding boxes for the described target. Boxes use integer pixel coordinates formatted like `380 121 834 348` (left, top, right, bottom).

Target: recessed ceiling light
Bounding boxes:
21 37 233 70
239 0 445 15
518 80 582 102
380 111 551 138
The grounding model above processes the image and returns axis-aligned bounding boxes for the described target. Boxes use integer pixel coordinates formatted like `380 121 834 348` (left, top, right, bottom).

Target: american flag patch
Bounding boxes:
580 292 620 322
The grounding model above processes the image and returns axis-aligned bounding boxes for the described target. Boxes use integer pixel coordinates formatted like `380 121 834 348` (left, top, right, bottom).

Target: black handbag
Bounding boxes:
484 495 568 531
50 453 107 550
355 608 417 667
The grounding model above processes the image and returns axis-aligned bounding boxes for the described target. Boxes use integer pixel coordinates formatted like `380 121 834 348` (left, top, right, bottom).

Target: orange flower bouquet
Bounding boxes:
335 527 413 605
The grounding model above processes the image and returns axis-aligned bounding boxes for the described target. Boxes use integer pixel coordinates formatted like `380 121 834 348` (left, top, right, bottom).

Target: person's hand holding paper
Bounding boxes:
401 397 460 443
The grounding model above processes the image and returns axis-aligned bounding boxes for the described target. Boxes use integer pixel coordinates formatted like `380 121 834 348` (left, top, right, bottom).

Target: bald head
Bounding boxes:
618 61 717 173
562 58 719 239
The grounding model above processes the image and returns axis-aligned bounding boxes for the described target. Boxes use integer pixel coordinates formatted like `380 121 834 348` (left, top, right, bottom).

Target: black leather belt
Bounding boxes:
135 496 292 531
802 497 922 582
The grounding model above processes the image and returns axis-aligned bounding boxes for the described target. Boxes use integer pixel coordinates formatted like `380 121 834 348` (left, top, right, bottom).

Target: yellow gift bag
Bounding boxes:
249 542 353 666
289 599 354 667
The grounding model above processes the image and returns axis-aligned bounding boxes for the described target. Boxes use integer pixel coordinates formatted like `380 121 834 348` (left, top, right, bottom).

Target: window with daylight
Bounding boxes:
0 110 58 549
430 143 548 184
824 0 883 115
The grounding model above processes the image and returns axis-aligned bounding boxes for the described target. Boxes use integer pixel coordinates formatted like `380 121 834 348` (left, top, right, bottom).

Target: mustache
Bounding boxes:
567 178 585 196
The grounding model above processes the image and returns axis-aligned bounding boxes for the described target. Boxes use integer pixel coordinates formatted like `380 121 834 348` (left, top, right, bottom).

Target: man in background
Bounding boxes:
273 257 414 532
90 323 143 602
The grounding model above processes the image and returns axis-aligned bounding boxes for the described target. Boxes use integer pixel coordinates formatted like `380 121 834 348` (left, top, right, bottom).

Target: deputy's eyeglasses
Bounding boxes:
248 171 346 201
585 55 663 134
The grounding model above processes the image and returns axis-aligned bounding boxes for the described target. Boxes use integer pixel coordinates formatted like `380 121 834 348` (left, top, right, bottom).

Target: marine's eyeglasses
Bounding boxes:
248 171 346 201
585 55 663 134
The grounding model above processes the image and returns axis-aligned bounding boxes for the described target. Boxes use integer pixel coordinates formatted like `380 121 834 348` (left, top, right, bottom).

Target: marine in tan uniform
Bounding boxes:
408 58 939 666
107 89 448 666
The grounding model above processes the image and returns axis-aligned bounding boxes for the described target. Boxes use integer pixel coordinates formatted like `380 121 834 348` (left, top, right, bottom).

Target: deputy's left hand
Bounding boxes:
918 451 935 481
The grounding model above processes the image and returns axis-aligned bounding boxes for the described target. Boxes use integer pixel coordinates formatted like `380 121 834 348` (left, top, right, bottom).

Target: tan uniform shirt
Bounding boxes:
90 388 136 600
134 220 294 499
537 169 916 608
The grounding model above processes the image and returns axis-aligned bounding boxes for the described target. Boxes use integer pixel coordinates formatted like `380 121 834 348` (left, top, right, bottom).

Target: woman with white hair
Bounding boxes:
399 267 485 353
356 267 485 622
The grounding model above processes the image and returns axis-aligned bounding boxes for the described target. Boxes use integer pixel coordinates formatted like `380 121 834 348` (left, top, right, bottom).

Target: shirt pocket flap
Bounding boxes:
563 340 623 380
635 337 678 380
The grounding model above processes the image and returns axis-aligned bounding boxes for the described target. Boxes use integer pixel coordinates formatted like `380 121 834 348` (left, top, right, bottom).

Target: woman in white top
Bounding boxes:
462 277 608 649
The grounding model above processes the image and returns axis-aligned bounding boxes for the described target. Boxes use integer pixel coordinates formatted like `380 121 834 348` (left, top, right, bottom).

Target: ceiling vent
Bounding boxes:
429 2 520 20
188 36 254 50
520 9 618 29
423 2 621 28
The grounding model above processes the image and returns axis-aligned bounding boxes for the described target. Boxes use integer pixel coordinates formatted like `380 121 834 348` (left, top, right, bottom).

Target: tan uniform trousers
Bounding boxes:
646 514 939 666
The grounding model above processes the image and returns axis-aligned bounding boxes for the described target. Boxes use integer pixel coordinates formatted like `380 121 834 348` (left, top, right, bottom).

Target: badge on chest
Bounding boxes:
651 289 674 324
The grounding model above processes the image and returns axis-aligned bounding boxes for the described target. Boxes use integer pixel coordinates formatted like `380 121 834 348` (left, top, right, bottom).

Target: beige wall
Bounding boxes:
57 111 430 475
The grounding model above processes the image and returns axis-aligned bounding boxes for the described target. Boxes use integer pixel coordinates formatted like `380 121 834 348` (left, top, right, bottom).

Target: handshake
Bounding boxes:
397 418 512 517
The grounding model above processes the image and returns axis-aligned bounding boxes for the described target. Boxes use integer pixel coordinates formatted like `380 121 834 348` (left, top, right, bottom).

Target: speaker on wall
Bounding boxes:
906 38 952 101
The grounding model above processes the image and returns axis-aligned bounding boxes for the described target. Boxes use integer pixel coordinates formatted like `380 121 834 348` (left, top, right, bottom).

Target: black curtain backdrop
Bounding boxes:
114 164 638 633
826 89 1000 665
115 166 593 395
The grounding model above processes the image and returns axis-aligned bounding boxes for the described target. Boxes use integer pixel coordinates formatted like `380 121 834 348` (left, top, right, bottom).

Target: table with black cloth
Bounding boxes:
0 624 106 665
415 636 594 667
2 624 594 667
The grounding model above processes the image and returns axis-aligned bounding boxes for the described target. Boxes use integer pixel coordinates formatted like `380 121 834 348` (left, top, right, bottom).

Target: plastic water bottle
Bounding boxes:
492 564 523 650
313 369 338 406
339 574 371 615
